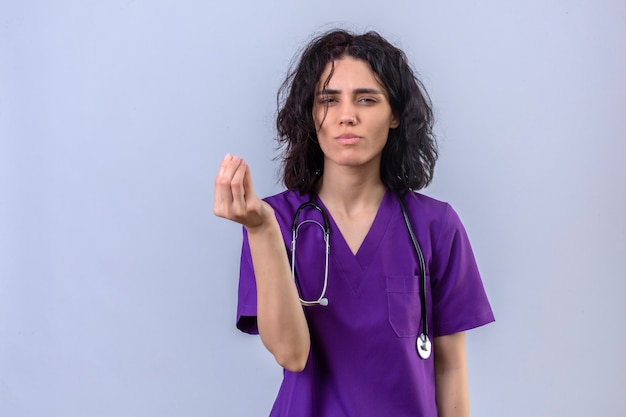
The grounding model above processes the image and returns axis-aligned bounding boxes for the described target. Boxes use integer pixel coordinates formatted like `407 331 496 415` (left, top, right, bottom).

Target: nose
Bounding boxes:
339 103 357 126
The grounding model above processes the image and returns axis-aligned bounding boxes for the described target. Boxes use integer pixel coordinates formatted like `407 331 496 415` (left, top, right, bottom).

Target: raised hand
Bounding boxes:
213 154 273 230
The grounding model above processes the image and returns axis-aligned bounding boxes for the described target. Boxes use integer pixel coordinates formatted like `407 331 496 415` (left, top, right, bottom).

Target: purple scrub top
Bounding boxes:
236 189 494 417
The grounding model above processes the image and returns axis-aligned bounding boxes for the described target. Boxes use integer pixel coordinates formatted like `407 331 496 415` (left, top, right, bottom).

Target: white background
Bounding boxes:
1 1 625 416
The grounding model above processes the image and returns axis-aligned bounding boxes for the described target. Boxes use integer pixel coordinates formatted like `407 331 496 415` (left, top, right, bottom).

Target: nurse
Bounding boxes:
214 29 494 417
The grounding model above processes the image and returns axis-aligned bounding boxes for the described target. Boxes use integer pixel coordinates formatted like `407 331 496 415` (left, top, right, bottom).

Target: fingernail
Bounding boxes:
223 153 232 161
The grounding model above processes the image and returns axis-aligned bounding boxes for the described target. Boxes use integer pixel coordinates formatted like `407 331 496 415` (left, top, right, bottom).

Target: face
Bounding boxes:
312 56 399 173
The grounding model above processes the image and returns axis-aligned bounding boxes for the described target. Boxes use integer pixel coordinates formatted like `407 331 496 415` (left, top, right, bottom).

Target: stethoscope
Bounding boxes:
290 193 432 360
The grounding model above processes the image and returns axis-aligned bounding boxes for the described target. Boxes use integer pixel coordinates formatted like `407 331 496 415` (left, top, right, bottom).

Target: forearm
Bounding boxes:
213 155 310 370
434 332 469 417
247 217 310 372
435 365 469 417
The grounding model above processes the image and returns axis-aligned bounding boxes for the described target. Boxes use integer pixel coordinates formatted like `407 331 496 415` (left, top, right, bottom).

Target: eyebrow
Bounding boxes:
315 88 385 96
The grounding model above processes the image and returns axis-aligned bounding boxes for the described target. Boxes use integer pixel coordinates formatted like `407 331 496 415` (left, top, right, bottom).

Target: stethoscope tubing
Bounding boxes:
291 200 331 306
290 192 431 359
397 193 430 352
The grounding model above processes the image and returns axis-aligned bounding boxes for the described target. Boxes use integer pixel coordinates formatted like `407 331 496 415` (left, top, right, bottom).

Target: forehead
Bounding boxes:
316 57 384 90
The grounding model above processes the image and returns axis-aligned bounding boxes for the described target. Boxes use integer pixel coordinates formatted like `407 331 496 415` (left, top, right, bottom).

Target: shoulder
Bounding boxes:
263 189 307 217
403 191 454 221
263 189 304 208
403 191 449 212
262 189 308 232
402 191 466 236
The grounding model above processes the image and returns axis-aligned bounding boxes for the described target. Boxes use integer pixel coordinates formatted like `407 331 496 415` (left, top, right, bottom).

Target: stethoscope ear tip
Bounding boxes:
319 298 329 306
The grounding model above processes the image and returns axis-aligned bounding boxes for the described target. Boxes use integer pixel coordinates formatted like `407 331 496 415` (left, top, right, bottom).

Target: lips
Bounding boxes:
336 134 361 145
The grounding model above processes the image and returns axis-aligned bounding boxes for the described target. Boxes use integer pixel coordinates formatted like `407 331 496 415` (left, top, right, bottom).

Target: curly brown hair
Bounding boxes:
276 29 438 194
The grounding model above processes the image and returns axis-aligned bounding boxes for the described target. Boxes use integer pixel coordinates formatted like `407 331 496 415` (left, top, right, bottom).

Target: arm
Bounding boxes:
213 154 310 372
434 332 469 417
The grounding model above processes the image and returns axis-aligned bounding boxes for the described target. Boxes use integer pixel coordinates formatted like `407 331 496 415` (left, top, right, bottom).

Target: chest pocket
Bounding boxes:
386 275 425 337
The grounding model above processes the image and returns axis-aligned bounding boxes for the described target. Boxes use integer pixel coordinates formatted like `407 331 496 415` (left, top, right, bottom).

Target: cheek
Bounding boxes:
312 105 326 130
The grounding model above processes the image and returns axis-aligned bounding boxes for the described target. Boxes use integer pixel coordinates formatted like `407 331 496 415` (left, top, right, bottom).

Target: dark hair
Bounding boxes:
276 29 437 194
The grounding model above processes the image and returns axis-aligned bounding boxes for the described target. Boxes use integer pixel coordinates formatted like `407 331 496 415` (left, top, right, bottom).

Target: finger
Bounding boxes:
214 154 235 208
241 160 257 201
215 153 232 179
214 154 242 216
230 158 250 216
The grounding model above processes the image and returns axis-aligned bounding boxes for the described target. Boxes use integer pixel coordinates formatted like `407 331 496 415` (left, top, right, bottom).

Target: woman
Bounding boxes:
214 29 494 417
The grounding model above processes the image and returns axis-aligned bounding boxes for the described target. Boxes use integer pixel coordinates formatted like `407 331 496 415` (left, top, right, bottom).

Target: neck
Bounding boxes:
316 165 386 216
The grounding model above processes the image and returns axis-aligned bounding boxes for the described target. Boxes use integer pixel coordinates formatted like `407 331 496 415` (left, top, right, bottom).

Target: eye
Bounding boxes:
357 96 377 104
319 96 338 105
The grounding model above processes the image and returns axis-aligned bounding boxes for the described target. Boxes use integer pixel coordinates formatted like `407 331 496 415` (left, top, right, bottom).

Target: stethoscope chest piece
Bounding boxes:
417 333 432 360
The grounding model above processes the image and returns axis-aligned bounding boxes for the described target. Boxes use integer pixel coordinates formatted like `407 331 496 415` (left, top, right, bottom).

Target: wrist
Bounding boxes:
244 203 277 234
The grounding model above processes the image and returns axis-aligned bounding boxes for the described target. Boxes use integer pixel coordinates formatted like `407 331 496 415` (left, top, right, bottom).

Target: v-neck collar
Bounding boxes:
313 189 395 294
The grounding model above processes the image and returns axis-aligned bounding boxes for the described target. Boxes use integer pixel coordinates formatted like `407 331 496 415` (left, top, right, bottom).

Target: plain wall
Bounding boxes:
1 1 625 416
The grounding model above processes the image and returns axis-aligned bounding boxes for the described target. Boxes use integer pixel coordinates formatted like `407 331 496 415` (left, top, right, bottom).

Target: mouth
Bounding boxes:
335 134 361 145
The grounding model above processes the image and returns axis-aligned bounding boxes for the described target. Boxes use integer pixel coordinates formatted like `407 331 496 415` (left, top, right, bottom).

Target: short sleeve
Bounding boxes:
236 227 259 334
430 204 495 337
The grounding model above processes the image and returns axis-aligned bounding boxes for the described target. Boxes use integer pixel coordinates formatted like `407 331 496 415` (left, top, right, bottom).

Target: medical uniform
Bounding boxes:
237 189 494 417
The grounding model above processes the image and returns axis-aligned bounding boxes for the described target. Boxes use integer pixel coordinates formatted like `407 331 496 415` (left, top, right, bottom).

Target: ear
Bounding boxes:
390 113 400 128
